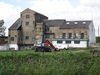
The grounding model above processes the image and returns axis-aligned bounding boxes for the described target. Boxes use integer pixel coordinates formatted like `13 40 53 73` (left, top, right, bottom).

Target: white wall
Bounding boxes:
68 41 87 48
88 22 96 44
52 40 88 48
9 44 19 50
0 44 9 51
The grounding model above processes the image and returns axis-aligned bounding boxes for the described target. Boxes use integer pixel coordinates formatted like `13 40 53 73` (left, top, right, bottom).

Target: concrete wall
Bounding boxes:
18 44 33 50
68 41 88 48
9 44 18 50
0 44 9 50
90 43 100 47
35 23 44 42
88 23 96 43
60 28 88 39
52 40 88 48
50 27 62 38
9 30 19 44
21 9 36 44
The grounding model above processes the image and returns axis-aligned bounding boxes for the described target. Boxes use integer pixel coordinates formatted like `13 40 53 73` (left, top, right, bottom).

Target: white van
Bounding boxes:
52 40 68 50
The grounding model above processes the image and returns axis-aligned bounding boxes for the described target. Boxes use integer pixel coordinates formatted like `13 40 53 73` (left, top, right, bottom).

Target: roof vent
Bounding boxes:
74 22 78 24
83 22 86 24
66 22 70 24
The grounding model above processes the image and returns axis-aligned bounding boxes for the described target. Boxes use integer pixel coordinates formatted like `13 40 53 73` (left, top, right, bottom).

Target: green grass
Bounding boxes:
0 48 100 75
0 50 34 56
96 37 100 43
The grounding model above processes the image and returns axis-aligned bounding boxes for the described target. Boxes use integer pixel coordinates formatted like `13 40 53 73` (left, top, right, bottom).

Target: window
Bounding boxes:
68 33 72 39
46 27 49 32
74 22 78 24
26 15 30 18
45 34 50 38
21 21 23 25
33 20 35 24
81 33 84 39
26 22 29 25
74 41 80 44
57 41 62 44
21 14 22 18
83 22 86 24
66 41 71 44
25 36 29 40
62 33 66 39
11 37 14 41
40 28 41 32
66 22 70 24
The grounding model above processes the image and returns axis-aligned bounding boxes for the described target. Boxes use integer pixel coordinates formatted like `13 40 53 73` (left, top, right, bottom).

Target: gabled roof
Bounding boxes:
9 18 21 30
21 8 48 18
44 19 66 27
60 20 93 29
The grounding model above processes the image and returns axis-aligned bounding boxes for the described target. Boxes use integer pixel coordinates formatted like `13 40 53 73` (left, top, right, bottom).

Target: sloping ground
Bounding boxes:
70 50 89 53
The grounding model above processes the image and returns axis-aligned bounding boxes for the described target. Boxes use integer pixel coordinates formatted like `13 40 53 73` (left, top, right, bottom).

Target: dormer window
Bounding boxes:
26 15 30 18
66 22 70 24
83 22 86 24
74 22 78 24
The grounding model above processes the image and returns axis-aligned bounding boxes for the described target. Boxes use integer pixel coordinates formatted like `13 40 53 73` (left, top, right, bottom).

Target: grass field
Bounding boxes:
0 48 100 75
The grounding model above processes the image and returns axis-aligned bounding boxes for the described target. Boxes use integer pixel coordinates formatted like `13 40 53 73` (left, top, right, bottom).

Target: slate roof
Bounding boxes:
60 20 92 29
9 18 21 30
44 19 66 27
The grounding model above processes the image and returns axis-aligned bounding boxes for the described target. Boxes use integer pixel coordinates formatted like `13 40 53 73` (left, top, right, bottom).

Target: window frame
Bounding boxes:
11 37 14 41
68 33 72 39
81 33 84 39
25 36 29 40
26 22 29 25
45 34 50 38
46 27 50 32
66 41 71 44
57 41 62 44
26 15 30 18
74 40 80 44
62 33 66 39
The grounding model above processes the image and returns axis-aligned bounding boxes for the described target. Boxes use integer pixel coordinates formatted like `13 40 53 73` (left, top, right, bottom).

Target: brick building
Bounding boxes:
9 8 96 50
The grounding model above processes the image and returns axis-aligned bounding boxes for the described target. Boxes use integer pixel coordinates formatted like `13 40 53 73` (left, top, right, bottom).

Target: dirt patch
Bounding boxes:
70 50 88 53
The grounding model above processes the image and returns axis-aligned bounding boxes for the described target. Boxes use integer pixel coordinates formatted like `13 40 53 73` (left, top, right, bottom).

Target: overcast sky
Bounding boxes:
0 0 100 36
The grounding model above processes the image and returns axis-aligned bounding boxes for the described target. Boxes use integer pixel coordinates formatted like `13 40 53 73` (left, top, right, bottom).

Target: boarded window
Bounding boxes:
62 33 66 39
11 37 14 41
74 41 80 44
25 36 29 40
68 33 72 39
81 33 84 39
66 41 71 44
57 41 62 44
